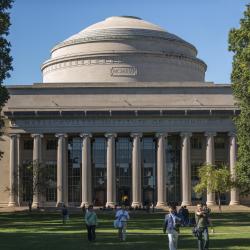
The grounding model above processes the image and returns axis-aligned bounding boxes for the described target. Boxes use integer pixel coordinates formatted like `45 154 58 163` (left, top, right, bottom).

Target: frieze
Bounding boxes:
42 54 205 75
10 118 234 134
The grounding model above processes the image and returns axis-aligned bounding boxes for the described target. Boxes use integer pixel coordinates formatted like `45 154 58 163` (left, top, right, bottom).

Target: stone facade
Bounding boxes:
0 16 249 207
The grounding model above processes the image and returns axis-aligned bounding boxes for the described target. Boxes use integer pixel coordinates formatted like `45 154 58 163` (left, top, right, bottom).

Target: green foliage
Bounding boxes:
0 0 13 159
194 164 232 195
228 4 250 194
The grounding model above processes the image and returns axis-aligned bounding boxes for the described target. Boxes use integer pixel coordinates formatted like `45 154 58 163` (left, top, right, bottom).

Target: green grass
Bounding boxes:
0 211 250 250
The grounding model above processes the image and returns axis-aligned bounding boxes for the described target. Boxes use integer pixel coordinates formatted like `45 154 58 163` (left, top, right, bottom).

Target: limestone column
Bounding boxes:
181 132 192 206
31 133 43 208
105 133 117 207
80 133 92 207
56 133 67 207
131 133 142 208
205 132 216 206
16 135 22 206
8 134 18 207
156 133 167 207
229 132 239 205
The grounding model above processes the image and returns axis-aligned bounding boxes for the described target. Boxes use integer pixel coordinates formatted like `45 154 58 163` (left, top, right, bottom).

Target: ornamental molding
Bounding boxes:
9 118 235 134
42 53 205 76
51 30 197 54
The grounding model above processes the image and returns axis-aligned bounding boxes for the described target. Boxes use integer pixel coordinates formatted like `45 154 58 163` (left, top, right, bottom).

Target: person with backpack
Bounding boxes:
163 205 182 250
85 205 98 242
195 203 210 250
115 204 130 241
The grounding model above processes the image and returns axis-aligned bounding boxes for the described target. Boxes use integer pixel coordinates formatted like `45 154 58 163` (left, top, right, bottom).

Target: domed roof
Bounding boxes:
53 16 195 52
42 16 206 83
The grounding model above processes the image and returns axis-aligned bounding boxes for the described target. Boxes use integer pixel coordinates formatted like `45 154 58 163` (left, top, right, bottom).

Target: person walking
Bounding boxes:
195 203 210 250
115 204 130 241
163 206 182 250
85 205 98 242
61 204 69 224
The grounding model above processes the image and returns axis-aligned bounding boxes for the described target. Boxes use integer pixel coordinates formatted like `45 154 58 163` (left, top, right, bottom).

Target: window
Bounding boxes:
23 140 33 150
215 137 225 149
22 160 33 202
46 161 57 202
166 136 181 203
68 138 81 203
191 162 203 201
191 137 202 149
46 139 57 150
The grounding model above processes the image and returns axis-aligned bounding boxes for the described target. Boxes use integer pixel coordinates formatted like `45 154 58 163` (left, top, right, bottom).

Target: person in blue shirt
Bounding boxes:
163 206 182 250
115 204 130 241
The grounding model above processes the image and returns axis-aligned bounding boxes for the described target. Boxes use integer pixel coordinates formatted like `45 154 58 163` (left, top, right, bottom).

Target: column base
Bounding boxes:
229 201 240 206
8 201 17 207
181 201 192 206
56 201 64 207
106 202 116 208
206 201 216 206
32 201 40 209
80 202 90 208
131 201 142 208
156 202 166 208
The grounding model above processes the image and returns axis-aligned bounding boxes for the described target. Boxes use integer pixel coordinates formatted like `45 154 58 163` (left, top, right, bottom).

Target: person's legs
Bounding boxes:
197 230 203 250
168 233 176 250
172 230 179 249
86 225 92 241
203 228 209 250
118 228 122 240
122 223 127 241
91 225 96 241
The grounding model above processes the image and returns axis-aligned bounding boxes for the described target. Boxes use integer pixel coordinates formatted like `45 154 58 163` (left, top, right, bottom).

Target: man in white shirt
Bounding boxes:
115 204 130 241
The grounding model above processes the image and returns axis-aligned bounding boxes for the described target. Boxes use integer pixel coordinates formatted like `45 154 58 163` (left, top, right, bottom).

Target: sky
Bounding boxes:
4 0 249 85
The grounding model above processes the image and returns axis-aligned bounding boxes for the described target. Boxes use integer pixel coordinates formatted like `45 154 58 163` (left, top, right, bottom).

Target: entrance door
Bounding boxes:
143 188 155 206
117 187 131 206
94 189 106 206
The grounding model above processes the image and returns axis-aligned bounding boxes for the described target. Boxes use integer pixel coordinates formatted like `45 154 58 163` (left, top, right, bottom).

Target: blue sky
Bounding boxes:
4 0 249 85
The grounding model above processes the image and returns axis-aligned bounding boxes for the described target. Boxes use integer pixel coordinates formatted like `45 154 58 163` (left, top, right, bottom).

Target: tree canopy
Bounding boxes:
194 164 232 211
0 0 13 158
228 4 250 194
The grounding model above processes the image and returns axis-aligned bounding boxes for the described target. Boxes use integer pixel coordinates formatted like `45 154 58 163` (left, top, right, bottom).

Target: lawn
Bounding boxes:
0 210 249 250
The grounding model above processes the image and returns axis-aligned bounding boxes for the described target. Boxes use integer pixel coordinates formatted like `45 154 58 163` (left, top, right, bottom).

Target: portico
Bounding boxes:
7 124 239 208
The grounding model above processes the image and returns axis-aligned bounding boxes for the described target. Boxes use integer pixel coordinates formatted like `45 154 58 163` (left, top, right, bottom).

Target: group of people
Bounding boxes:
84 204 130 242
61 202 211 249
164 203 211 250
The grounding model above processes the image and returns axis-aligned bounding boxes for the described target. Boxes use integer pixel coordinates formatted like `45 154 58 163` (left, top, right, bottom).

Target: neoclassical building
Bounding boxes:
1 16 248 208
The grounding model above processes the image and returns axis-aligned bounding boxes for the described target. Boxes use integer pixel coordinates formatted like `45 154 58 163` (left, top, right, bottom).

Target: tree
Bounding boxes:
6 160 56 211
229 4 250 194
194 164 233 212
0 0 14 159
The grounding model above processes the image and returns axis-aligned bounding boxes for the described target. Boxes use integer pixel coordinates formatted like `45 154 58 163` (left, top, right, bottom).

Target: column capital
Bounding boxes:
31 133 44 138
130 132 142 138
104 133 117 138
8 133 19 138
228 131 237 137
155 132 168 138
180 132 192 138
55 133 67 138
80 133 92 139
204 131 217 137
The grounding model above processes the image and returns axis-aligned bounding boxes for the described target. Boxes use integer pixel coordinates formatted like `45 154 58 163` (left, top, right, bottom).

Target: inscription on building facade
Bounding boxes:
111 67 137 76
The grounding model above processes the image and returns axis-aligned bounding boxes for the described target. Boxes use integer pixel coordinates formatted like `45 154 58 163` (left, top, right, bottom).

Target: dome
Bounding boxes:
42 16 206 83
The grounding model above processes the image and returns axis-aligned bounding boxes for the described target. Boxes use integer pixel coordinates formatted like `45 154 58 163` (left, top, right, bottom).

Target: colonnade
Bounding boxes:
8 131 239 207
